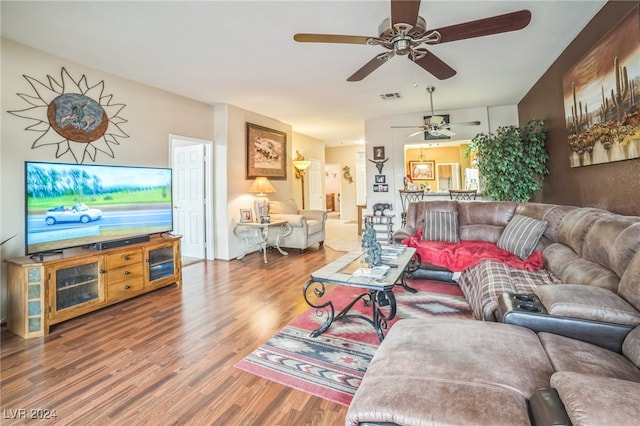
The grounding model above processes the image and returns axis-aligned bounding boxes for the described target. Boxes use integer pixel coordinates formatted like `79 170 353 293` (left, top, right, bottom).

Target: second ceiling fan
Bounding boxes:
392 86 481 139
293 0 531 81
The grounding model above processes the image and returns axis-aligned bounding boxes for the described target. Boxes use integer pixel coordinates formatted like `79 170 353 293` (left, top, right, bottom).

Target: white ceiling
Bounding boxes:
1 1 606 147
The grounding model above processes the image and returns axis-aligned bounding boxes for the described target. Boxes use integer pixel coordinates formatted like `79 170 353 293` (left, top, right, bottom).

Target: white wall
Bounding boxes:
0 39 216 320
213 104 296 260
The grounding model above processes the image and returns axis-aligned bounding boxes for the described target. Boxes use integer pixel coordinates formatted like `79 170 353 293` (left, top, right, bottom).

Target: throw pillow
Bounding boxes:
422 210 459 243
498 214 547 260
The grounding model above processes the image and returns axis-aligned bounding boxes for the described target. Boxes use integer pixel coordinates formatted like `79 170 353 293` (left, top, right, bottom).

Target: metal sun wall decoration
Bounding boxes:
562 6 640 168
8 67 129 164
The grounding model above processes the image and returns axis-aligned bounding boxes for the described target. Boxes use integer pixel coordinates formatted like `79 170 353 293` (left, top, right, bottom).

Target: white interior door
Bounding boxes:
308 160 323 210
173 144 206 258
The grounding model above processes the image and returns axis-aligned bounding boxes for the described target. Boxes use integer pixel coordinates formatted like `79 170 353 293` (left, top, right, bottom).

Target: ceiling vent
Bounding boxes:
379 92 401 100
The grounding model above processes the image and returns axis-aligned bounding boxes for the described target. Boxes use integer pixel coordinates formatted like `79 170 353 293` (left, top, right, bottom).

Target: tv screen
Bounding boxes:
25 161 173 255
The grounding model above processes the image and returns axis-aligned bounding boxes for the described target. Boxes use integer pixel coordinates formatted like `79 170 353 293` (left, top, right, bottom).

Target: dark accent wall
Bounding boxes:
519 1 640 216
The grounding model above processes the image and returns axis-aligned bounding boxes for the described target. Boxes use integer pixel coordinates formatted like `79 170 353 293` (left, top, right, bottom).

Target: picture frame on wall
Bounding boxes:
373 184 389 192
410 161 435 180
375 175 386 183
246 123 287 180
373 146 385 160
240 208 253 223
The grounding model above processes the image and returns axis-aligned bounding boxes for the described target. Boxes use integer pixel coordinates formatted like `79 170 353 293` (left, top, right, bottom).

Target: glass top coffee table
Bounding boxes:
303 247 417 342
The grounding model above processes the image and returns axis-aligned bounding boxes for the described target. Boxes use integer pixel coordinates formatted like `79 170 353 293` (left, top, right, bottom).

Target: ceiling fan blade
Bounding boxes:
429 115 445 126
293 33 371 45
411 51 457 80
437 128 456 137
391 0 421 27
391 125 427 129
407 129 428 138
347 52 395 81
433 10 532 44
450 120 482 126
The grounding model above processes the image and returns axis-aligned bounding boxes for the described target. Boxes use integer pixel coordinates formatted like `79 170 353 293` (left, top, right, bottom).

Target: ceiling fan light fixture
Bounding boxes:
294 1 532 82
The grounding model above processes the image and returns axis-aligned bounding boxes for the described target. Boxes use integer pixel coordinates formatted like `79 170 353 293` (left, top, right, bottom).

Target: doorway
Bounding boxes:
170 135 214 262
325 163 341 217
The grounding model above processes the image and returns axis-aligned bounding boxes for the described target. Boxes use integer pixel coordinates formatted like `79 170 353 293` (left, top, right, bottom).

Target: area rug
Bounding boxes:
235 279 473 405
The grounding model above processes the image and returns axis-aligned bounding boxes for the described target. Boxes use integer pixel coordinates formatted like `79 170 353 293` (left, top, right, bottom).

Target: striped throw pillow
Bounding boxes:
497 214 548 260
423 211 459 243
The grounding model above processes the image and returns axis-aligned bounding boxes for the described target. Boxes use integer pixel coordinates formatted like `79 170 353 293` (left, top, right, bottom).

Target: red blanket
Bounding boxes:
402 229 544 272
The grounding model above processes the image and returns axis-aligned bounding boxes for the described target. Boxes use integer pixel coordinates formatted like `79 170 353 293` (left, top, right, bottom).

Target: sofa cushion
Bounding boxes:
535 284 640 326
538 332 640 382
458 201 517 243
582 215 640 281
551 372 640 426
622 326 640 369
514 203 578 248
269 213 304 227
306 219 322 235
345 319 552 426
269 199 298 214
543 243 620 292
618 249 640 311
422 210 459 243
555 208 612 257
497 214 547 260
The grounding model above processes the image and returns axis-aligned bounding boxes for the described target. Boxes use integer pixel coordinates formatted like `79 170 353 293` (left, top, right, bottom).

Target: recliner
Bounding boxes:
267 199 327 252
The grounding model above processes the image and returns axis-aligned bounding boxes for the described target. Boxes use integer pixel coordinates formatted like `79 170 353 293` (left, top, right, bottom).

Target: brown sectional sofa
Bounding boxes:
393 201 640 322
346 201 640 425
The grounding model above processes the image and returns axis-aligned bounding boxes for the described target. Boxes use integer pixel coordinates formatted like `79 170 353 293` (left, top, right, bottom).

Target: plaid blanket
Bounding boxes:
459 259 562 320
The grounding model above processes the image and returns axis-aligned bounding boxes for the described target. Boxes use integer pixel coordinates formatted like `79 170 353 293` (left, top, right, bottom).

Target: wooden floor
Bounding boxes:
1 245 349 425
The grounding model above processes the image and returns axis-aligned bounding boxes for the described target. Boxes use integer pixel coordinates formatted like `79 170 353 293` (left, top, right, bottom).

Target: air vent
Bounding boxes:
379 92 401 100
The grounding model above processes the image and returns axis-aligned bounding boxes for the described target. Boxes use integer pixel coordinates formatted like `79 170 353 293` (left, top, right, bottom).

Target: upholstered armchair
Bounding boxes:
267 199 327 252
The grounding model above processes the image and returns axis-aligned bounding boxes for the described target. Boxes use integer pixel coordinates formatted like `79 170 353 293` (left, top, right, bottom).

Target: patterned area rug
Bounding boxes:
235 280 473 405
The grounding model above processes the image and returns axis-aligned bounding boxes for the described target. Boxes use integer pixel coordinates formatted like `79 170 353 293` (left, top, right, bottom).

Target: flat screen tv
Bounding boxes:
25 161 173 256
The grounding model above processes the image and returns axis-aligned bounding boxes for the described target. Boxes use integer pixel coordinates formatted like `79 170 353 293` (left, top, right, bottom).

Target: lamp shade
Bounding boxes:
247 176 276 195
292 160 311 171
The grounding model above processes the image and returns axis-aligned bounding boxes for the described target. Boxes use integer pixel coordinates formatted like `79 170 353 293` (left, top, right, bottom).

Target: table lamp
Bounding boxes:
248 176 276 220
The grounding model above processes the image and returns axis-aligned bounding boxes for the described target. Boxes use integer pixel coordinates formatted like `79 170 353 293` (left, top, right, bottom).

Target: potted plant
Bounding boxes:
465 119 549 202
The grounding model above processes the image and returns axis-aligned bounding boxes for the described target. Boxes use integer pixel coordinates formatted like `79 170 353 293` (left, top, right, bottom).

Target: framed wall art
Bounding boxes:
409 161 435 180
375 175 386 183
246 123 287 180
373 146 385 160
562 5 640 167
373 184 389 192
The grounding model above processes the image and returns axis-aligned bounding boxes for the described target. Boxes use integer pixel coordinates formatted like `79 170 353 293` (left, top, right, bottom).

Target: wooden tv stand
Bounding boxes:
5 234 182 339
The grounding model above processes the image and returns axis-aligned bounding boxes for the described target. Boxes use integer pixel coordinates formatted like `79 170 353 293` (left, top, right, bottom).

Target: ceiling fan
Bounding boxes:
391 86 481 138
293 0 531 81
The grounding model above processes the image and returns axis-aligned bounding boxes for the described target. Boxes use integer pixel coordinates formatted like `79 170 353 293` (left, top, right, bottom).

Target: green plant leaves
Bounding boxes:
468 119 549 202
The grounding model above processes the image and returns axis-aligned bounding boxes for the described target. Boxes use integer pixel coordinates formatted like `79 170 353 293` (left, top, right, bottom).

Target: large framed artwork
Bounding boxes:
246 123 287 179
562 5 640 167
409 161 434 180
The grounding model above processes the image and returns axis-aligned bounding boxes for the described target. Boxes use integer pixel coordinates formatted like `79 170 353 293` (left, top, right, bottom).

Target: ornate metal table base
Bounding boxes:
399 251 421 293
303 280 396 342
233 221 292 263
